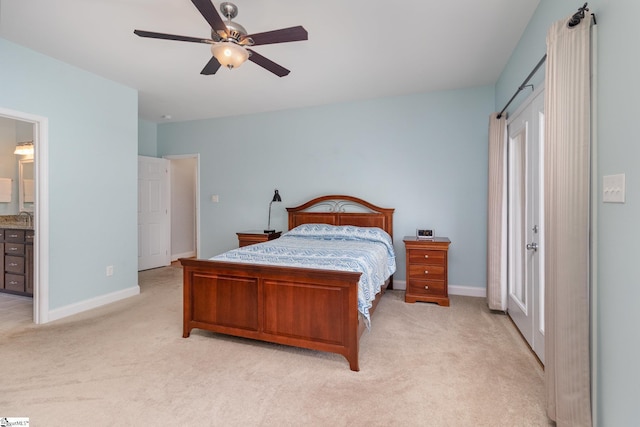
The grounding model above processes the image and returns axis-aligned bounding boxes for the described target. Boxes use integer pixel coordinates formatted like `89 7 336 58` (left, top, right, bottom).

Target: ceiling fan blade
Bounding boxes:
244 26 308 46
247 49 290 77
134 29 212 44
191 0 227 34
201 57 221 75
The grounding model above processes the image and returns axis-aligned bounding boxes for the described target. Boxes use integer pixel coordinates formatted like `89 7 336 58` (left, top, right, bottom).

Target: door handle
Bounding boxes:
526 242 538 251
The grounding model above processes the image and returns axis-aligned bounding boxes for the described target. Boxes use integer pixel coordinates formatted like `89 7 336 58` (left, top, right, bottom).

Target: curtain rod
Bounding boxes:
496 2 595 119
496 54 546 119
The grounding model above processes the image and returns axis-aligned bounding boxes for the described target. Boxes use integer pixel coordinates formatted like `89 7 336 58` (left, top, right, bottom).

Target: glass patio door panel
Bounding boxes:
508 126 528 313
507 88 545 363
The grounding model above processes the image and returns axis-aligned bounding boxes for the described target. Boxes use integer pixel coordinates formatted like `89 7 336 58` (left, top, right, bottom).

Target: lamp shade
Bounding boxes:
211 42 249 69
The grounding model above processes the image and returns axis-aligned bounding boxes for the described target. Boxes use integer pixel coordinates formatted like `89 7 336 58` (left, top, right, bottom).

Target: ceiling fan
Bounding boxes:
134 0 308 77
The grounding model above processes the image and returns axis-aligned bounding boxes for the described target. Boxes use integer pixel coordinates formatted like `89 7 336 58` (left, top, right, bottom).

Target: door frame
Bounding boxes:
164 154 200 260
0 106 49 324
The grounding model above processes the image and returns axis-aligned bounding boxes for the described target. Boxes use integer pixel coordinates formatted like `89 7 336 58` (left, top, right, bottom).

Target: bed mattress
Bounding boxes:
211 224 396 324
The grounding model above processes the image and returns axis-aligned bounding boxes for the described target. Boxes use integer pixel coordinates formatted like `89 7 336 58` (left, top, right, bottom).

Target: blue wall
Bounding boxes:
0 37 139 311
138 119 157 157
157 86 494 290
496 0 640 424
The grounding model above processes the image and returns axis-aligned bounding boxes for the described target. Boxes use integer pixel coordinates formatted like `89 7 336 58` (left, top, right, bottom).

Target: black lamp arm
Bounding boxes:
265 201 275 233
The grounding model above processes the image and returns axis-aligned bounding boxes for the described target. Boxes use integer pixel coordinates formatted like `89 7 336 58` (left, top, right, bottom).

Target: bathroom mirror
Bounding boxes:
19 158 34 212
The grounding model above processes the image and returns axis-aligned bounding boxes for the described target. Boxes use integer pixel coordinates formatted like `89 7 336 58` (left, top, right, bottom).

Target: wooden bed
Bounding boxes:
180 195 394 371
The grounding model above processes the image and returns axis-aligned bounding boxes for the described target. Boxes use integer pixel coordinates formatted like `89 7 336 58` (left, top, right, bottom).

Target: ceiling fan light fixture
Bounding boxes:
211 42 249 69
135 1 307 77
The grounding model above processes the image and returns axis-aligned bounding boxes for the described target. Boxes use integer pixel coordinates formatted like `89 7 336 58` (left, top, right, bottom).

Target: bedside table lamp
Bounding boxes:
264 189 282 233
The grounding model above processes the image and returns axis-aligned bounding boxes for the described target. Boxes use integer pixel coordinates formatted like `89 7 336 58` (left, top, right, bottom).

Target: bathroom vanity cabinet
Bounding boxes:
0 228 34 297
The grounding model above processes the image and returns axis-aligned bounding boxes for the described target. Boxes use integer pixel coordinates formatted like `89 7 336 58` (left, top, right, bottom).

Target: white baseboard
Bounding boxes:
47 285 140 323
393 279 407 290
392 280 486 298
172 251 196 261
449 284 486 298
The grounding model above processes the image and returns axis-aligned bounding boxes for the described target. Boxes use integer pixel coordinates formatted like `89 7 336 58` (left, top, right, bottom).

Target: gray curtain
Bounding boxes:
487 113 508 311
544 12 593 426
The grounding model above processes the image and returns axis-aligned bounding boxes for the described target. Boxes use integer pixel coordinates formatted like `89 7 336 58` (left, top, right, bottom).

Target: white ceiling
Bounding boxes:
0 0 539 123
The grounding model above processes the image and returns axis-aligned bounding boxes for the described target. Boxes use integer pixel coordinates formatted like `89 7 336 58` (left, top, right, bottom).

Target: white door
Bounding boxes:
507 88 545 363
138 156 170 271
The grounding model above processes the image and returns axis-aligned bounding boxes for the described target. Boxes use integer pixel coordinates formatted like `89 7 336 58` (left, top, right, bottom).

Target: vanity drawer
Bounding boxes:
5 274 25 292
5 229 25 242
5 256 24 274
5 243 25 255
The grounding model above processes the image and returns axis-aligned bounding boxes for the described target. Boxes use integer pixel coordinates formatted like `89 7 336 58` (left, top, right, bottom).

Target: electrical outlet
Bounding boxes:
106 265 114 276
211 194 219 203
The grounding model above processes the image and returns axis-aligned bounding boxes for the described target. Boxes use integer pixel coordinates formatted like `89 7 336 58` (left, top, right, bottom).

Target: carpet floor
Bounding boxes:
0 265 550 426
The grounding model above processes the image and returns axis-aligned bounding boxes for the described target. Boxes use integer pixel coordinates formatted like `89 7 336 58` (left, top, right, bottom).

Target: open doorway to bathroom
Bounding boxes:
0 107 49 325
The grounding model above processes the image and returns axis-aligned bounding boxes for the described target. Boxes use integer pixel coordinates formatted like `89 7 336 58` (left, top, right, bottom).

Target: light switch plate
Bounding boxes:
603 174 625 203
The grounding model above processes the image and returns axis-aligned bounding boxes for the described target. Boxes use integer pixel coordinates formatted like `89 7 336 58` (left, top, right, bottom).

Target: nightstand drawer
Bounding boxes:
408 249 446 264
407 280 446 297
408 264 445 280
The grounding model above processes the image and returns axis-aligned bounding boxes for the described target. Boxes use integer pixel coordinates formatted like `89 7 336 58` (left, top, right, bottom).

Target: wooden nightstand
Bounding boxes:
403 236 451 306
236 230 282 247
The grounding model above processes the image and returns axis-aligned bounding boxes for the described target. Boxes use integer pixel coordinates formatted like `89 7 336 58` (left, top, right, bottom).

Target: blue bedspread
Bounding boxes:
211 224 396 325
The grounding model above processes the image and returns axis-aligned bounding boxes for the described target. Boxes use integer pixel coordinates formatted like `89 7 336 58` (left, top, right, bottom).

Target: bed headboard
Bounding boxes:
287 195 394 238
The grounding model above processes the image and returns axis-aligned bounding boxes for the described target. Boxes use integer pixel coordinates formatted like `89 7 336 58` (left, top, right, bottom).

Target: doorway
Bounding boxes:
506 87 545 363
0 107 49 324
137 154 199 270
165 155 199 261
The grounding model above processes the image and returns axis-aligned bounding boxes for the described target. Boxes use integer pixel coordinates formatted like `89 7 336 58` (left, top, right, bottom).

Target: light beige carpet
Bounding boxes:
0 265 550 426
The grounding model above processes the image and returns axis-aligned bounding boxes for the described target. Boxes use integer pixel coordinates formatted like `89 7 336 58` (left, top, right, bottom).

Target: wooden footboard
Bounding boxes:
181 258 377 371
182 194 394 371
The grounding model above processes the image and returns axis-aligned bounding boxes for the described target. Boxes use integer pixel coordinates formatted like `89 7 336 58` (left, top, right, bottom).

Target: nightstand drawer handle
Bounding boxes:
9 247 18 251
9 281 19 285
424 285 429 290
424 270 429 274
424 255 429 258
9 262 18 267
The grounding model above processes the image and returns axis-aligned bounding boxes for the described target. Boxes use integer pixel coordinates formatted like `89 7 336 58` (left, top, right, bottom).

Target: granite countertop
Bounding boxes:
0 215 34 230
